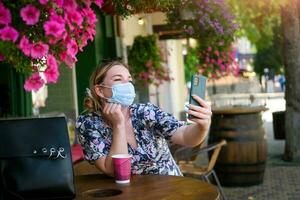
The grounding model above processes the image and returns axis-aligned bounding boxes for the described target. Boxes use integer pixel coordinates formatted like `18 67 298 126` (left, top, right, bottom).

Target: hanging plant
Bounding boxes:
0 0 104 92
168 0 239 79
185 44 240 80
196 43 240 79
128 35 171 86
102 0 176 18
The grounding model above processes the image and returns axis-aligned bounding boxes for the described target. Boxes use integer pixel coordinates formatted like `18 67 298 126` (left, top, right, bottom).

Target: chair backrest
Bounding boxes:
170 144 201 163
206 140 226 171
173 139 227 172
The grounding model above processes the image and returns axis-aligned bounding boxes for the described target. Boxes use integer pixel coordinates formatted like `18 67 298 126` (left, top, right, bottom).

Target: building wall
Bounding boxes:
166 40 187 119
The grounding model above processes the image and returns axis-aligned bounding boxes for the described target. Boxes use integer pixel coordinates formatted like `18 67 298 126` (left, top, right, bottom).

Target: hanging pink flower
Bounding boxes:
82 7 97 25
66 39 78 57
18 35 31 56
94 0 104 8
30 42 49 59
83 0 92 7
1 1 102 92
60 51 77 68
214 50 220 56
0 54 5 61
53 0 63 8
43 20 66 38
44 54 59 83
20 4 40 25
39 0 48 5
24 73 45 92
0 26 19 42
0 5 11 25
65 10 83 27
63 0 78 11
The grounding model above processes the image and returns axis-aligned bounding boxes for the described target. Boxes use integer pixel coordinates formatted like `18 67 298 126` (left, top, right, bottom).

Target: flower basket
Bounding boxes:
128 35 171 86
167 0 239 80
0 0 104 92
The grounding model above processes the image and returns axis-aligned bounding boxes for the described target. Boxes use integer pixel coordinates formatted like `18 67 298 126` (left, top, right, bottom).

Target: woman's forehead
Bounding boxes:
105 65 130 78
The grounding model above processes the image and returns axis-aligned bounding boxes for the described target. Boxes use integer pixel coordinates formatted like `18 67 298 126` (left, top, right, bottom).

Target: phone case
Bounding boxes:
189 74 206 106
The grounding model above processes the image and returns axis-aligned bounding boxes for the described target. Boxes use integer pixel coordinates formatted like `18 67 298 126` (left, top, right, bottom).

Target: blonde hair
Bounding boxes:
84 60 129 113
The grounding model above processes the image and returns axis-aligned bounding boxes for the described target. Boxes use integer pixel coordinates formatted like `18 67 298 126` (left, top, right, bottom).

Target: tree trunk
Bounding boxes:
281 0 300 161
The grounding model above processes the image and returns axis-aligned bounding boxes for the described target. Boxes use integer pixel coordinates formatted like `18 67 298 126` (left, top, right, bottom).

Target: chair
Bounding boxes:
173 139 227 200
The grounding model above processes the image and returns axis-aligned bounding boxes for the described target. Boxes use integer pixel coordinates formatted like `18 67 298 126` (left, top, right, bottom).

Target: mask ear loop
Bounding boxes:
95 84 114 102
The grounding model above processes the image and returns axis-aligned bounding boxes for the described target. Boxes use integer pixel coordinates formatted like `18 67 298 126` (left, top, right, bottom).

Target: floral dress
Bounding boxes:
75 103 186 176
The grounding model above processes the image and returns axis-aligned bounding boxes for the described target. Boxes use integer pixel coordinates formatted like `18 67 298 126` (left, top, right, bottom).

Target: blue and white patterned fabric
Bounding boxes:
76 103 186 176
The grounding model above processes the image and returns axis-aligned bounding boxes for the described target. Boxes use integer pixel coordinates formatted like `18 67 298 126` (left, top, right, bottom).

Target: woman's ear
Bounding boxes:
94 86 104 98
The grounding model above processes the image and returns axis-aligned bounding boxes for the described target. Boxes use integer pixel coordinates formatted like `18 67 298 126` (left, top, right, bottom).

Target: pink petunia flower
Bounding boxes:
65 10 83 27
0 26 19 42
30 42 49 59
63 0 78 11
53 0 63 8
18 35 31 56
24 73 45 92
49 12 65 24
60 51 77 68
0 5 11 25
44 54 59 83
94 0 104 8
0 54 5 61
20 4 40 25
83 0 92 7
39 0 48 5
66 39 78 57
43 20 66 38
82 7 97 25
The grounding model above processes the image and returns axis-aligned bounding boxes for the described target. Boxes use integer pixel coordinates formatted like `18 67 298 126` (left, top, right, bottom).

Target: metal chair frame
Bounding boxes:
173 140 227 200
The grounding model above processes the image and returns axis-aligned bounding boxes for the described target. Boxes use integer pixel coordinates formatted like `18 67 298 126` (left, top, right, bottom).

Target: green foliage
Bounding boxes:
110 0 176 18
184 47 199 83
227 0 284 47
128 35 171 85
0 40 32 74
253 24 284 76
227 0 285 76
128 35 161 75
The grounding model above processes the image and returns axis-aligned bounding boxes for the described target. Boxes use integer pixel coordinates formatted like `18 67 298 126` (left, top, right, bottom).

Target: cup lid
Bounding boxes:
111 154 132 158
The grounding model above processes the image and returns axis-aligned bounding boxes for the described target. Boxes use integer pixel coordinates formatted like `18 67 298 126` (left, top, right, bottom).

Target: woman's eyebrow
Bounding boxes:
111 74 122 78
111 74 132 79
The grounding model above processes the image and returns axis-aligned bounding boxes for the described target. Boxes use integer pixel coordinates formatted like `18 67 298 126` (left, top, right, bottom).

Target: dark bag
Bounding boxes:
0 116 75 200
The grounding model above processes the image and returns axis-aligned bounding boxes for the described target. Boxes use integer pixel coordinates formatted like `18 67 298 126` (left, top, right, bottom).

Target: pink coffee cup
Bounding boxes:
111 154 132 184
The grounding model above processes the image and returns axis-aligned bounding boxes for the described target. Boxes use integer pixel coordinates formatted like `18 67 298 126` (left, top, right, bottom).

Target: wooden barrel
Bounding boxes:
209 106 267 187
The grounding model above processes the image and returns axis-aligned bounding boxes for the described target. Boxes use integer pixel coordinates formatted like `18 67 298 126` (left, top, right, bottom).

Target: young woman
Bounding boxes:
76 61 212 176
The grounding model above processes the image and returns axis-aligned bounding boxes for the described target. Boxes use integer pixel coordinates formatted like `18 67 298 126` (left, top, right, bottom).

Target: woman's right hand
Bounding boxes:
102 103 125 128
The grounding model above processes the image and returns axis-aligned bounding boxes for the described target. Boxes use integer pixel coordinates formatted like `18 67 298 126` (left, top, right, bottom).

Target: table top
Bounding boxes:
75 174 220 200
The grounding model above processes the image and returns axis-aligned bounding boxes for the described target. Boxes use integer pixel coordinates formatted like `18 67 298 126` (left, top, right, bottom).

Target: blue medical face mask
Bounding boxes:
100 82 136 106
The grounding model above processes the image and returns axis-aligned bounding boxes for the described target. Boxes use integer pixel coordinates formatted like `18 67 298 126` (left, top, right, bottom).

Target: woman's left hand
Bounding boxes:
187 95 212 131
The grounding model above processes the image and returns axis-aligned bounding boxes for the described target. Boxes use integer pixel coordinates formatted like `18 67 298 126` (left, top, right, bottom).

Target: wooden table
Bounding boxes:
75 174 220 200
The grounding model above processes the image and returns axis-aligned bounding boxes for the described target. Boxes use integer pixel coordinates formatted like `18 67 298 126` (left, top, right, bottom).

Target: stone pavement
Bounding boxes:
221 98 300 200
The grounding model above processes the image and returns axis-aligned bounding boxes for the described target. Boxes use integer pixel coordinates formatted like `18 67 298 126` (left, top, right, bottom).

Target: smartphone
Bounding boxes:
189 74 206 106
